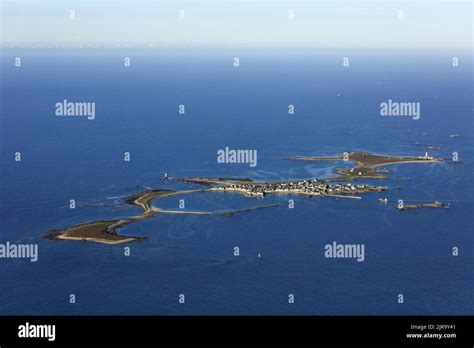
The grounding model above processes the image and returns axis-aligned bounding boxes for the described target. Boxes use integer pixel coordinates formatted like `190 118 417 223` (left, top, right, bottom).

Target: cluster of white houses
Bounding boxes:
210 179 386 197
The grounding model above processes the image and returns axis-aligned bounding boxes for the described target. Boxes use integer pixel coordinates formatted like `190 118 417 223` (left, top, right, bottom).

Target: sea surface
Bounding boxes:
0 48 472 315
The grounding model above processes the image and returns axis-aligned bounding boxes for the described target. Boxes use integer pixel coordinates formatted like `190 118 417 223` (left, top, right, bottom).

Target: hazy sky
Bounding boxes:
0 0 472 48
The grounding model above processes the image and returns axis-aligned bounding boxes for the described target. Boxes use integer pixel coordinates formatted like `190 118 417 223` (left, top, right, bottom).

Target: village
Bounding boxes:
210 178 387 198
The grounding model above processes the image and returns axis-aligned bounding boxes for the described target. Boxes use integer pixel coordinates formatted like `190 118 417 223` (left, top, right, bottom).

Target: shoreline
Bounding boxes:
45 188 280 244
286 151 441 181
45 219 147 245
45 150 445 245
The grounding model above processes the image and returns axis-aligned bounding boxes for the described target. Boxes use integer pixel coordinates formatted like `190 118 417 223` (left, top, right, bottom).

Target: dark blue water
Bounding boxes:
0 48 472 315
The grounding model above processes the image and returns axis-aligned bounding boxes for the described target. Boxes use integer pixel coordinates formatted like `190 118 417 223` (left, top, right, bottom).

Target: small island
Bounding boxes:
286 151 441 181
45 188 279 244
45 220 145 245
172 177 387 199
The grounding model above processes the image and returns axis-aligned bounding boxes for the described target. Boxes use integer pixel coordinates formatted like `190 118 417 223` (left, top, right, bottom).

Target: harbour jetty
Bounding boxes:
397 200 449 210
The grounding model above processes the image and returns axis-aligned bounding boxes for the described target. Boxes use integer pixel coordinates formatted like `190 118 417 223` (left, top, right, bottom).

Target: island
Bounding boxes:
286 151 441 181
45 220 144 245
45 151 445 244
168 177 386 199
45 188 279 244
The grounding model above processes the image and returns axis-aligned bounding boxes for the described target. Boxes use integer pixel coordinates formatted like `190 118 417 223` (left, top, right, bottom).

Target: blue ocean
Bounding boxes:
0 48 472 315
